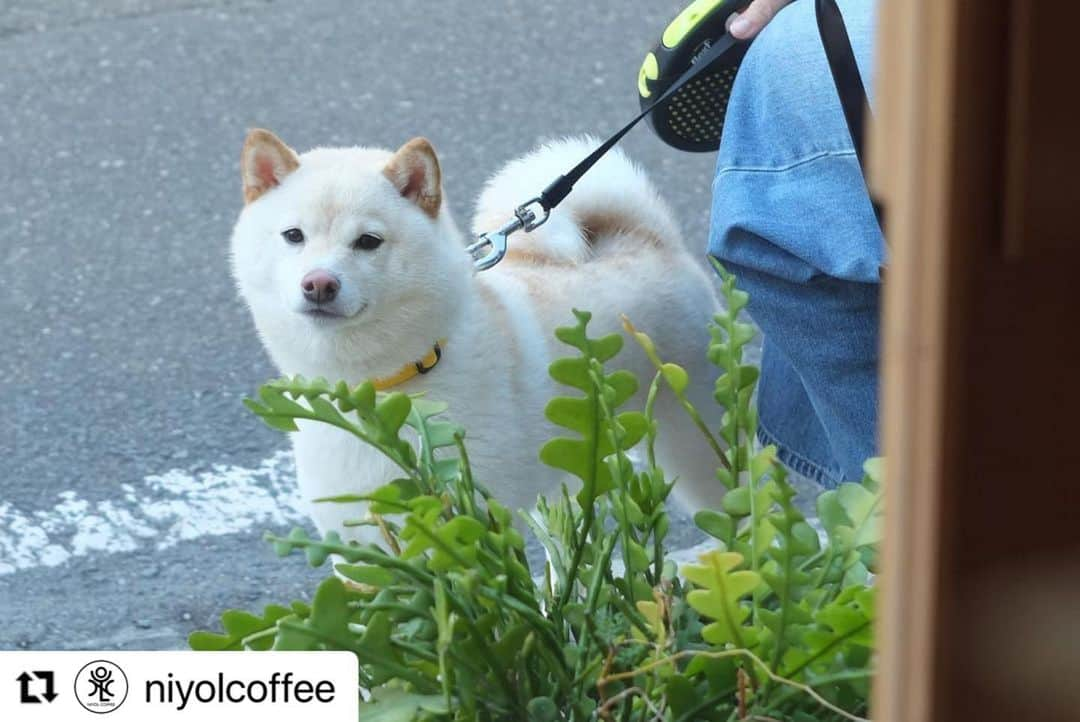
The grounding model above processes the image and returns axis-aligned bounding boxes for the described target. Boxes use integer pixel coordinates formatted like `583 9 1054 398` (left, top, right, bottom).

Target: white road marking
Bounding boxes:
0 451 306 575
0 451 749 578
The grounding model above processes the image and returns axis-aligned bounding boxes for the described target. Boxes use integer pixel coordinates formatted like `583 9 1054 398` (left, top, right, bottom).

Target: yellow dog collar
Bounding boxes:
371 340 446 391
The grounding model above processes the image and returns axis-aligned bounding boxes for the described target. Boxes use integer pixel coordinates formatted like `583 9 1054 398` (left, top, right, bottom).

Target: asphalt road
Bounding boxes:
0 0 722 649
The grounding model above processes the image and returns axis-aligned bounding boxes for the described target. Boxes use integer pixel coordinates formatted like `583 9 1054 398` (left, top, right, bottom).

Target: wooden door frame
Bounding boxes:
872 2 1080 720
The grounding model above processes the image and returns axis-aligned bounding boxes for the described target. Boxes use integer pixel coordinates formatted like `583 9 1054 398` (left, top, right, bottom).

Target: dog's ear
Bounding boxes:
241 129 300 204
382 137 441 218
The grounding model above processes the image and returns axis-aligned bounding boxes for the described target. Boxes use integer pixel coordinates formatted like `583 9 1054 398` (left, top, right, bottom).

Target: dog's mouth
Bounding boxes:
300 303 367 324
304 308 342 319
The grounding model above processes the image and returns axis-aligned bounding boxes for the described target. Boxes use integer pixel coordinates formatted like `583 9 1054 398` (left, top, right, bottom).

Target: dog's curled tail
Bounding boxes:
471 136 682 265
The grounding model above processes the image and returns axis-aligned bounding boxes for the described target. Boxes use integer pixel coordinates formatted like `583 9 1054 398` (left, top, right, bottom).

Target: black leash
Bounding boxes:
467 33 742 270
467 0 878 270
537 33 740 216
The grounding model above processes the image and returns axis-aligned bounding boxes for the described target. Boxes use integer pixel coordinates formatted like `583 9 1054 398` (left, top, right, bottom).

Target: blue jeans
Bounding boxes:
708 0 883 487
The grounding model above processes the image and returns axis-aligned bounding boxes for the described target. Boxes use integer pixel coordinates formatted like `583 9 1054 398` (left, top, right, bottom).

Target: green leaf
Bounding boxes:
553 309 592 350
694 509 734 543
243 397 299 432
306 576 351 643
613 411 648 450
548 357 591 393
365 479 420 514
402 514 486 573
817 489 849 539
683 550 761 648
732 322 757 348
685 653 739 695
863 456 884 490
308 396 347 426
335 564 395 588
626 539 650 570
258 385 308 416
407 396 448 419
782 587 876 678
189 604 295 651
350 381 376 410
544 397 594 436
526 696 560 721
606 370 639 407
591 332 624 363
722 486 750 516
837 483 883 549
539 438 593 483
357 688 449 722
818 481 884 560
376 392 412 434
666 673 724 721
660 363 689 394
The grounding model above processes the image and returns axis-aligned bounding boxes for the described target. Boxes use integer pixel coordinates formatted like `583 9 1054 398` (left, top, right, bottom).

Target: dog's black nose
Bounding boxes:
301 270 340 304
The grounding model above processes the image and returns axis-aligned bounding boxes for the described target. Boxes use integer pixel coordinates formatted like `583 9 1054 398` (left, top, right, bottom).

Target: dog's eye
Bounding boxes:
353 233 384 251
281 228 305 245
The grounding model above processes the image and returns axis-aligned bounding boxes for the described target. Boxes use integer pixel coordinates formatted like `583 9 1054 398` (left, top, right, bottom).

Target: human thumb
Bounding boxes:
728 0 791 39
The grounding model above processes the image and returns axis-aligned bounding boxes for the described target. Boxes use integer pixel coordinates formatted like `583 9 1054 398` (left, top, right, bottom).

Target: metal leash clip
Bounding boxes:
466 197 550 271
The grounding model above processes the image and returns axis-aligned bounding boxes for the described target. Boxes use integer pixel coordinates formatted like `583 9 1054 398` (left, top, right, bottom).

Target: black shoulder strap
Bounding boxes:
815 0 883 228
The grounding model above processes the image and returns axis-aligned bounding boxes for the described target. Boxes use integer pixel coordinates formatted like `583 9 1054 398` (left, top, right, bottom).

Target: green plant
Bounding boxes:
192 262 881 721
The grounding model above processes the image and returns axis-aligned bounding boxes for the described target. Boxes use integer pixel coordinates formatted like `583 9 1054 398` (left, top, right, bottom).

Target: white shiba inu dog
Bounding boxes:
230 129 725 542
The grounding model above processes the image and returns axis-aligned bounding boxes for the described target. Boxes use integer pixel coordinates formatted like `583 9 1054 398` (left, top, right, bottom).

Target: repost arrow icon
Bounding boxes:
35 670 58 702
16 670 57 704
17 671 40 704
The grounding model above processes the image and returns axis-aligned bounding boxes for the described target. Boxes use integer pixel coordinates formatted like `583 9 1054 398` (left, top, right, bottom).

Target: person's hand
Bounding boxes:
727 0 793 40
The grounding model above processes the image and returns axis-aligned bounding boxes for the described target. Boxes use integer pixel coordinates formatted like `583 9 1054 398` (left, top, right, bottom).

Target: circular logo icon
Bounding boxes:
74 660 128 714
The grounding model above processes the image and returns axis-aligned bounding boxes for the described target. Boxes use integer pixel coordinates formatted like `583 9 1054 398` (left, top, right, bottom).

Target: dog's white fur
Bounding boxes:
231 131 725 542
